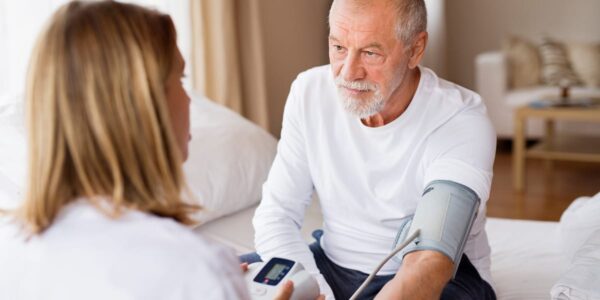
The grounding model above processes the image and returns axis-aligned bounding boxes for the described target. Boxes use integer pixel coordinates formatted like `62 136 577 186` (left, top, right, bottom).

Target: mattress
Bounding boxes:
195 201 568 300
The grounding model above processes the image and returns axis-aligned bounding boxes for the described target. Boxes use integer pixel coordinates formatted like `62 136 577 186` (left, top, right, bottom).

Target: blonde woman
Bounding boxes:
0 1 298 299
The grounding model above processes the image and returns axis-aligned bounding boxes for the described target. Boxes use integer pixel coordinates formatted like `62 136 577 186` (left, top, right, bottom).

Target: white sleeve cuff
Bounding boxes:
424 158 492 202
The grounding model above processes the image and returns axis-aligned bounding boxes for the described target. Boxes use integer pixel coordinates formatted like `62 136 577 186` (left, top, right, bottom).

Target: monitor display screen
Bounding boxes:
265 263 287 280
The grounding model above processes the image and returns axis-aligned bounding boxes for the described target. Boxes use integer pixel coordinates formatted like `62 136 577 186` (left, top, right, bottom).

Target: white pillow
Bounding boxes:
557 191 600 260
0 173 22 210
184 94 277 225
0 96 27 210
0 93 278 225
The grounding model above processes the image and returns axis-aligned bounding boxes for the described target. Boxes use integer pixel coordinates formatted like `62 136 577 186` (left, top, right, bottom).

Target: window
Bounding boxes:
0 0 191 105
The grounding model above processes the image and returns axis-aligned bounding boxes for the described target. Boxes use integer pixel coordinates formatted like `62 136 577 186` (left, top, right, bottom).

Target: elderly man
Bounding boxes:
245 0 496 299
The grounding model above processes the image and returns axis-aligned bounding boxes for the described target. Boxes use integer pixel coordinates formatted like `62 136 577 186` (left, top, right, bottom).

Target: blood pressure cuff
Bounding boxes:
393 180 480 276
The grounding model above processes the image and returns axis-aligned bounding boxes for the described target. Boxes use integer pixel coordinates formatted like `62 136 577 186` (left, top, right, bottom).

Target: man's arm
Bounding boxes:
375 250 453 300
252 78 335 299
376 101 497 299
374 178 482 299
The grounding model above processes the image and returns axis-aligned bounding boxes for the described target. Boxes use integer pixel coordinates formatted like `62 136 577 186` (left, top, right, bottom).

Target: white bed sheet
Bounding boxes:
195 201 567 300
486 218 568 299
194 200 322 254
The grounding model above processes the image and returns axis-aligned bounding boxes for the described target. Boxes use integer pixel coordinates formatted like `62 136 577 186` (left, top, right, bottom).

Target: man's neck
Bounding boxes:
362 68 421 128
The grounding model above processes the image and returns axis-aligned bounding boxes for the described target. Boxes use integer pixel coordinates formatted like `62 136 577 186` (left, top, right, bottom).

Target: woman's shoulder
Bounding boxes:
58 199 232 259
1 200 235 271
0 200 249 299
87 203 249 297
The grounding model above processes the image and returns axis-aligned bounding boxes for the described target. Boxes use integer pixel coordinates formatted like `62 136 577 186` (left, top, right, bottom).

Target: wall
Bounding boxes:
253 0 449 137
422 0 447 77
239 0 600 136
256 0 332 137
445 0 600 90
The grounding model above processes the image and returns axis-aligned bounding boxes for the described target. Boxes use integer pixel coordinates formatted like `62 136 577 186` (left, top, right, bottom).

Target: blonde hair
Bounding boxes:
20 0 198 234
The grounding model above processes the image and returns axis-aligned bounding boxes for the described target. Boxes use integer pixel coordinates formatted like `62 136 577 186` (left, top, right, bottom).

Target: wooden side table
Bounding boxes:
513 105 600 192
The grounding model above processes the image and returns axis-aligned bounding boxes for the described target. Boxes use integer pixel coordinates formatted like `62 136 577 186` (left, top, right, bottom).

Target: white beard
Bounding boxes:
334 76 385 119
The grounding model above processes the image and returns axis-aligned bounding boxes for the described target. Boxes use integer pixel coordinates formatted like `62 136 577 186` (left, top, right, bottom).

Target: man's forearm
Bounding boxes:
252 198 335 299
375 250 453 300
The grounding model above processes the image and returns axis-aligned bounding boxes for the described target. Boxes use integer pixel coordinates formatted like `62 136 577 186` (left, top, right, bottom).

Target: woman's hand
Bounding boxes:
273 281 294 300
273 281 325 300
240 262 249 273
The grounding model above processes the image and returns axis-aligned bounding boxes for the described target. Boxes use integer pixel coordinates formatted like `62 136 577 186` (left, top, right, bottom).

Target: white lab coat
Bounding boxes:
0 199 250 300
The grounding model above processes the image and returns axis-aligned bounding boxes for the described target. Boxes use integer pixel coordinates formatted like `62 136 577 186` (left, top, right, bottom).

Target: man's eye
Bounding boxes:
365 51 377 57
333 45 344 51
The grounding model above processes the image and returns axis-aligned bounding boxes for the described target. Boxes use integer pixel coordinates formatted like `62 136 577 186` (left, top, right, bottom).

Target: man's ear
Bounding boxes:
408 31 428 69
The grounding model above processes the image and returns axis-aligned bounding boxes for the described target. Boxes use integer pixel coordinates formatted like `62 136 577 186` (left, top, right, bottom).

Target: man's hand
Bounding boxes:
375 250 454 300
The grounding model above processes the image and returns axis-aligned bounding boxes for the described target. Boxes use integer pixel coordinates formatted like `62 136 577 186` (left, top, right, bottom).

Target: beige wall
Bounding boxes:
422 0 447 77
256 0 332 137
445 0 600 90
255 0 447 137
243 1 600 136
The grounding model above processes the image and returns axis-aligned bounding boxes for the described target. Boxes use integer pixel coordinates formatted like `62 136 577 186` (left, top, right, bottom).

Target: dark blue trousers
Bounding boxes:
240 230 496 300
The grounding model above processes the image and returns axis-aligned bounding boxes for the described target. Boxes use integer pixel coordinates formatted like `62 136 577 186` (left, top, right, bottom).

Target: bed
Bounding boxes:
194 200 568 300
1 94 596 299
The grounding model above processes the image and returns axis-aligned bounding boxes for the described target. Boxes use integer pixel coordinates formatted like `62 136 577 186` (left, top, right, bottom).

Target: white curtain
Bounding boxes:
0 0 192 105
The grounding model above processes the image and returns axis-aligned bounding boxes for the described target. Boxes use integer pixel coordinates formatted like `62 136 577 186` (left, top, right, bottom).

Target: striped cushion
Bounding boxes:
502 36 541 88
539 38 581 86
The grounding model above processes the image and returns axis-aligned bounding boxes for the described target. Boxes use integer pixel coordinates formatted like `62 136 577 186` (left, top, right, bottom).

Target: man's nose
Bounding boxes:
340 52 365 82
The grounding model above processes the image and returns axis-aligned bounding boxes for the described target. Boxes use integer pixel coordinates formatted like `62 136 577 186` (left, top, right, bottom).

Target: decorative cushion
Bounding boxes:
502 36 541 88
539 38 581 86
567 42 600 87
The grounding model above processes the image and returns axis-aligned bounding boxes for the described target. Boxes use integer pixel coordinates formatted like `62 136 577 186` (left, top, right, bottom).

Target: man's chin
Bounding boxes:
338 96 385 118
342 102 379 118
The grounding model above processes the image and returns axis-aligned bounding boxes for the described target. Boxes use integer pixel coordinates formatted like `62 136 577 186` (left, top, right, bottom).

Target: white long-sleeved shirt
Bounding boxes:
253 65 496 296
0 200 249 300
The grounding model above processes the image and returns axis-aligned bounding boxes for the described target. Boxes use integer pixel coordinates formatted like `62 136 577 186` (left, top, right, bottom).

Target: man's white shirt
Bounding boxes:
253 65 496 296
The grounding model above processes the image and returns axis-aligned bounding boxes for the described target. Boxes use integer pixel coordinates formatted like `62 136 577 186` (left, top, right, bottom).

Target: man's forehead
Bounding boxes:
329 1 396 34
328 9 397 45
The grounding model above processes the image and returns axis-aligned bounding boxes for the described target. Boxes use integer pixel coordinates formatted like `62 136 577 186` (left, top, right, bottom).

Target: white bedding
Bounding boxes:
487 218 568 299
0 94 277 223
1 93 570 299
195 200 568 300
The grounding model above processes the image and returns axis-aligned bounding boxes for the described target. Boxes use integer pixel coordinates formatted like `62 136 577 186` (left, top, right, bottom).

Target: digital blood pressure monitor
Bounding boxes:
244 257 319 300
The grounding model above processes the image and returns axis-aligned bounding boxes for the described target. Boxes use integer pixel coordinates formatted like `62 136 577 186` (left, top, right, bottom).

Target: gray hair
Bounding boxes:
329 0 427 44
394 0 427 44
